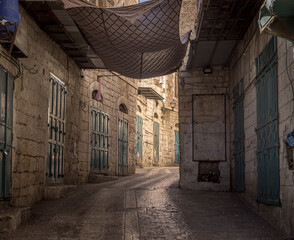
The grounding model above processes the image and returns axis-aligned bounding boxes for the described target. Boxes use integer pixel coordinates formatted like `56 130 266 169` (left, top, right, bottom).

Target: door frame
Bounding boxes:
46 73 66 183
0 65 13 199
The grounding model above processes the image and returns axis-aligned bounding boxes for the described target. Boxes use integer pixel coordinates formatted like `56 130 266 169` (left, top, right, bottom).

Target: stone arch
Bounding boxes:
137 105 142 113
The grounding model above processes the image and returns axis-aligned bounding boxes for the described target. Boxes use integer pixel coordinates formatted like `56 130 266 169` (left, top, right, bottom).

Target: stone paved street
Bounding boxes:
1 167 289 240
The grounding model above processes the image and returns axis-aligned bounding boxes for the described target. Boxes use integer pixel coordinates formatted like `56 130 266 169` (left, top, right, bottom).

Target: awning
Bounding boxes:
187 0 263 69
258 0 294 41
61 0 189 79
138 87 164 100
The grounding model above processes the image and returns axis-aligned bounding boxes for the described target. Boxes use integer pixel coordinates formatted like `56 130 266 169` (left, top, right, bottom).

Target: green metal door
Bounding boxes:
47 74 66 182
153 122 159 163
233 80 245 192
0 66 13 199
136 115 142 163
255 37 280 205
174 130 180 163
91 108 109 173
118 118 128 175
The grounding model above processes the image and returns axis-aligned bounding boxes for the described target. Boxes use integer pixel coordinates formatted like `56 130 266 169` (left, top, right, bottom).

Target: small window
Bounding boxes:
154 113 158 119
92 90 103 101
119 103 128 114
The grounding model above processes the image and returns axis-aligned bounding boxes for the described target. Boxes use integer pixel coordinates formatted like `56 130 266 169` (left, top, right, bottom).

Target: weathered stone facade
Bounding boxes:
179 68 231 191
179 8 294 236
228 16 294 235
0 2 137 209
136 74 179 167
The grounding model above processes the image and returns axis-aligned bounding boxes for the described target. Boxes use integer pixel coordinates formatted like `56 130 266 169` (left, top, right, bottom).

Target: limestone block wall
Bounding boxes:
0 5 138 208
136 74 179 167
229 14 294 235
82 70 138 176
178 68 230 191
0 6 85 207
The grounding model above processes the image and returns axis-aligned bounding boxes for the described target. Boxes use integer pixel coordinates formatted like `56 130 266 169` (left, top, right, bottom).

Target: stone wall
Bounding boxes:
136 74 179 167
82 69 138 176
2 6 84 206
0 4 137 208
178 68 230 191
229 14 294 235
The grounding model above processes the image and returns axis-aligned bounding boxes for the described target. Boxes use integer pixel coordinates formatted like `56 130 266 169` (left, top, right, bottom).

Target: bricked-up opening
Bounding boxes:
119 103 128 114
198 161 220 183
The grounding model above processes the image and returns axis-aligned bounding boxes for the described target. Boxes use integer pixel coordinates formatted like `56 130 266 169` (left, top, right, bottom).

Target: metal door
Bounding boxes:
174 130 180 163
153 122 159 163
233 80 245 192
47 74 66 182
255 37 280 205
136 115 142 163
118 118 128 175
91 108 109 173
0 66 13 199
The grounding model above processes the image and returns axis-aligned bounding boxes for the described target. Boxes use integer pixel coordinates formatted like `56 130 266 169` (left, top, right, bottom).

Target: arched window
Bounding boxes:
154 113 158 119
119 103 128 114
92 90 103 101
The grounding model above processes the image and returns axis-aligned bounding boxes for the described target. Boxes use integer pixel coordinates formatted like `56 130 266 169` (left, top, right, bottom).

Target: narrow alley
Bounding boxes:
2 167 287 240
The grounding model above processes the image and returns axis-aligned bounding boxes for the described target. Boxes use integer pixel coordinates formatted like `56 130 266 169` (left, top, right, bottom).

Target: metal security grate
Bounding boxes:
255 37 280 205
47 74 66 182
233 80 245 192
91 108 110 173
174 130 180 163
136 115 142 163
0 65 13 199
118 118 128 175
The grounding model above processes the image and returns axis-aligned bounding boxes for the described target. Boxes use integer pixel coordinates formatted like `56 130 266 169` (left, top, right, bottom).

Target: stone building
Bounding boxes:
179 0 294 235
0 0 137 211
136 73 179 167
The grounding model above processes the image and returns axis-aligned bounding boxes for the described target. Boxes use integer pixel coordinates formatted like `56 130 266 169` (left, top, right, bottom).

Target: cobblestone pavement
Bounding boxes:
2 167 289 240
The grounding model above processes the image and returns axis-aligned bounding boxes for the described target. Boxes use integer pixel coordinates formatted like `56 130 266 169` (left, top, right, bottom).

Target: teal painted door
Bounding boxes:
0 66 13 199
136 115 142 163
118 119 128 175
91 108 109 173
47 74 66 182
255 37 280 205
153 122 159 163
174 130 180 163
233 80 245 192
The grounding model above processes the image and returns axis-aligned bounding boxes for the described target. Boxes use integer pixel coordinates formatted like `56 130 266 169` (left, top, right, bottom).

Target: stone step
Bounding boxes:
0 206 31 233
44 185 77 199
88 173 118 183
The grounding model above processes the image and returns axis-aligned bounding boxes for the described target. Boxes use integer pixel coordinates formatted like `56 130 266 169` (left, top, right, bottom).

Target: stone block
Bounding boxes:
0 206 31 233
44 185 77 199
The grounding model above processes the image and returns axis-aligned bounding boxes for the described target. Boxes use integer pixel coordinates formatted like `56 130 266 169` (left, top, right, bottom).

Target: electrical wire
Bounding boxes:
0 51 21 78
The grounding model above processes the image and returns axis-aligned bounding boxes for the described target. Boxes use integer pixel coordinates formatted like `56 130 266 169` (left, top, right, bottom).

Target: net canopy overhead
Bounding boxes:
62 0 189 79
